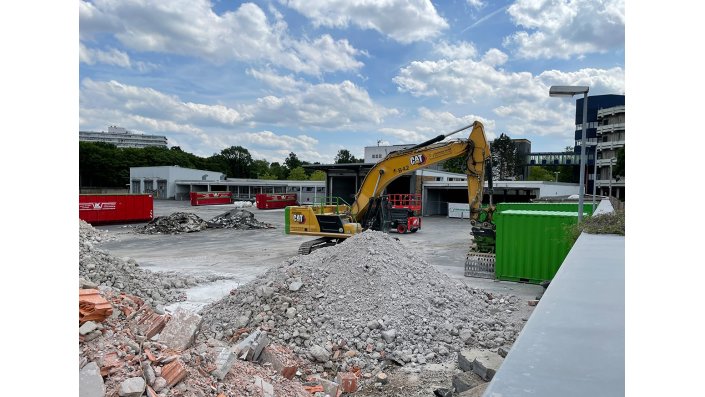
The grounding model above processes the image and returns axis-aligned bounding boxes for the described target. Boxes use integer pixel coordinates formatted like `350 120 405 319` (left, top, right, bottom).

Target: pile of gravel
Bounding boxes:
79 221 230 307
200 231 522 373
207 209 274 230
137 212 208 234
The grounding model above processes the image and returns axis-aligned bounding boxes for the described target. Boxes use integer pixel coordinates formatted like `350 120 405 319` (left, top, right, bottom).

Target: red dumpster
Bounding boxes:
79 194 153 224
190 191 233 206
256 193 298 209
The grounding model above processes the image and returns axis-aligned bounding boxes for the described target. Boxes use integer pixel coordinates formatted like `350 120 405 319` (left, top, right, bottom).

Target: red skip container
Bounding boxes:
190 191 233 206
79 194 154 224
255 193 298 209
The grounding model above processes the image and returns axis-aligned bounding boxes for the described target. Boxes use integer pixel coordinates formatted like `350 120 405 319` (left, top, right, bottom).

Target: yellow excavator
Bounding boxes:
284 121 497 272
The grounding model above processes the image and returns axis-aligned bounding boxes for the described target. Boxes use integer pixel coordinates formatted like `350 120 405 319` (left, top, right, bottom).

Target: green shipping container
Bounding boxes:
495 202 594 215
494 210 583 283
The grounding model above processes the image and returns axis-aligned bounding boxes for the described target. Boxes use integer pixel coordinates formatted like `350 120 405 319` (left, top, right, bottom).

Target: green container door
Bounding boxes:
495 210 580 283
495 202 594 215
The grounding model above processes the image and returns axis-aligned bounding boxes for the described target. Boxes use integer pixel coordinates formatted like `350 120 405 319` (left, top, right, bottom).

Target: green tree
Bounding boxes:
442 157 465 174
491 133 518 181
260 172 278 180
284 152 302 171
220 146 253 178
528 166 556 181
334 149 358 163
309 170 326 181
268 162 287 180
613 147 625 178
287 166 308 180
251 159 270 179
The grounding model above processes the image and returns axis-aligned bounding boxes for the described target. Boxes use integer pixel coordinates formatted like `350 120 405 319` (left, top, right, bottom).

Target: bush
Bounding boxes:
568 209 625 242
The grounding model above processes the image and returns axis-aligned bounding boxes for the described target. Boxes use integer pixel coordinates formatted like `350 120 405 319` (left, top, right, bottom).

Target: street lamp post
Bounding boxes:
609 157 615 198
549 85 589 222
592 143 597 210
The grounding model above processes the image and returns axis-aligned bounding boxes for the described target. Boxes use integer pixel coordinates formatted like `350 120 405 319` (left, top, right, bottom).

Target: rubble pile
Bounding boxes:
79 288 311 397
200 231 523 376
207 209 274 230
80 221 229 308
137 212 209 235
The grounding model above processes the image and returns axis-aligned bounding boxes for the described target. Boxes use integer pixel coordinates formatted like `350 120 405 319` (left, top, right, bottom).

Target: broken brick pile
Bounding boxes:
79 288 312 397
199 230 524 385
79 221 232 308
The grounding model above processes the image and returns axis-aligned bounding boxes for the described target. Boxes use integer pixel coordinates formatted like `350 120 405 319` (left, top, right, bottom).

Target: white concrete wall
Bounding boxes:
129 166 224 198
537 183 580 198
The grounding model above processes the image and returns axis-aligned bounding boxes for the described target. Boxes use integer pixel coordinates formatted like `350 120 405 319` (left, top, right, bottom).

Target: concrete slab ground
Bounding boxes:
97 200 542 311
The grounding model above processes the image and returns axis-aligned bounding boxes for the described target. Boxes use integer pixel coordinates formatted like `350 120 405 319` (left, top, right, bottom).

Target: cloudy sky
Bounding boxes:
79 0 625 164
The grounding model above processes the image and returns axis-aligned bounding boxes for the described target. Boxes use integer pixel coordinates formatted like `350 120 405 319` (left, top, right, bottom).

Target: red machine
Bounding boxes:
190 192 233 206
386 194 422 234
256 193 298 209
79 194 153 224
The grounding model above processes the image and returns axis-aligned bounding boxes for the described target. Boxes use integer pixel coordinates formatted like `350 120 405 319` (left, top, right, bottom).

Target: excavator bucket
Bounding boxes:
465 251 496 279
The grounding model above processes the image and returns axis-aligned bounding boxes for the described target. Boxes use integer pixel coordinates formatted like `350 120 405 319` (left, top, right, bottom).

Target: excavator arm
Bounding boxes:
351 121 491 225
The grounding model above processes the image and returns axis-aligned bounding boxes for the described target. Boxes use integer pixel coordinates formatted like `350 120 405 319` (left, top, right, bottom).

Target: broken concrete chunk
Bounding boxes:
381 329 397 343
118 377 146 397
458 349 480 372
457 383 489 397
288 280 303 291
235 330 269 361
211 346 237 380
472 350 503 381
309 345 331 363
259 346 298 379
152 377 167 392
79 321 98 336
376 372 389 385
142 363 156 386
497 346 510 358
159 308 202 351
253 376 274 397
79 362 105 397
453 371 483 393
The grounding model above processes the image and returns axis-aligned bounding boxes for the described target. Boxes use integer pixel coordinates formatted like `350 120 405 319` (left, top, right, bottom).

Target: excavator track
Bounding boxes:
298 237 339 255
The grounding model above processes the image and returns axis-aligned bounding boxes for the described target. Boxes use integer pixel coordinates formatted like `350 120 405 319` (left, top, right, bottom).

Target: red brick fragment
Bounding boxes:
162 359 187 387
336 372 358 393
146 386 158 397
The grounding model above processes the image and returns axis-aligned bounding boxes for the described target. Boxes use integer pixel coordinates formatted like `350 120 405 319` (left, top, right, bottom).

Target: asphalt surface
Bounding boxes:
97 200 542 310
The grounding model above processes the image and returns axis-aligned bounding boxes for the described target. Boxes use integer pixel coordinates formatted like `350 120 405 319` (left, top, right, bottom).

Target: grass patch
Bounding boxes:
568 209 625 242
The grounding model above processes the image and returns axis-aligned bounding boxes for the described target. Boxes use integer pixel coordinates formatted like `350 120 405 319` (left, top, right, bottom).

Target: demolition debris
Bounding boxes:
136 210 273 234
200 231 523 375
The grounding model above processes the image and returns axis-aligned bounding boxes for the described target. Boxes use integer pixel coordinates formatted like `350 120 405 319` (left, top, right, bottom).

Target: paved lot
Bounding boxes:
97 200 542 310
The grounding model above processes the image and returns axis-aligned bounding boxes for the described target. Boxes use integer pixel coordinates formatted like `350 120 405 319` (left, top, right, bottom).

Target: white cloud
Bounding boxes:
246 69 307 93
79 0 363 75
377 108 498 145
467 0 486 9
434 41 477 60
504 0 625 59
378 128 428 144
280 0 448 44
245 80 399 128
79 43 131 68
393 51 544 103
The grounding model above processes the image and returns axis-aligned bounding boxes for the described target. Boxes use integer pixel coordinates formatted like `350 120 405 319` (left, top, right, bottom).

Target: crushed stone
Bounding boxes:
207 209 274 230
136 212 208 235
200 230 523 374
79 221 231 307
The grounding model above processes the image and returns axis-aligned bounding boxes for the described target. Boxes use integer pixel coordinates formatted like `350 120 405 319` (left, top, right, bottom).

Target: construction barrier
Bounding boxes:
190 192 233 206
79 194 153 224
256 193 298 209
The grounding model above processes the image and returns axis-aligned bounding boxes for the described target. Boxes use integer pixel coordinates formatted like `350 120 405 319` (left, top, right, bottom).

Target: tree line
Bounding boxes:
79 142 365 188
